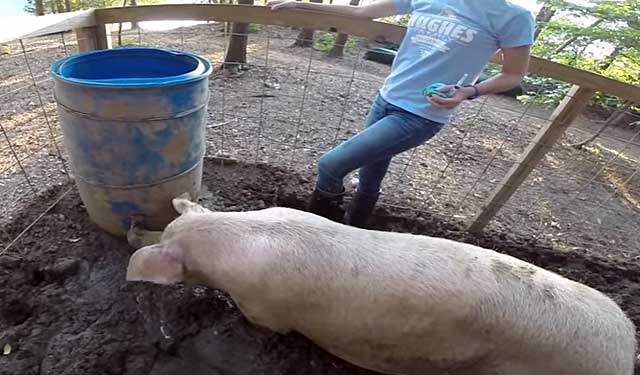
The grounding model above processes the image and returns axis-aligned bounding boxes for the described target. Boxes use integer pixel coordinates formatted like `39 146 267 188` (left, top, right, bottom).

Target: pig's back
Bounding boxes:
258 213 635 374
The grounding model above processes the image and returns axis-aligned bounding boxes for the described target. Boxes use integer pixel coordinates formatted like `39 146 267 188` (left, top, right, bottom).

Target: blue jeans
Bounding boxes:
316 94 445 195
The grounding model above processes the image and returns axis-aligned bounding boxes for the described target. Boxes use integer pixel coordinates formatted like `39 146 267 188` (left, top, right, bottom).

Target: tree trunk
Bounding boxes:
294 29 315 48
328 33 349 57
47 0 57 13
35 0 45 15
553 18 603 55
328 0 359 57
117 0 128 46
293 0 323 47
130 0 139 29
223 0 255 71
570 102 630 148
534 5 555 40
55 0 64 13
64 0 71 12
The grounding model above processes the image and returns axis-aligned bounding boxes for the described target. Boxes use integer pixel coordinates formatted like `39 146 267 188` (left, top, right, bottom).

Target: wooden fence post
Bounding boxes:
467 85 596 234
74 24 110 52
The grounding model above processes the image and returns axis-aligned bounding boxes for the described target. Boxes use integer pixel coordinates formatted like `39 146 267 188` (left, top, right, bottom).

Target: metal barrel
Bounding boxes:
51 47 212 236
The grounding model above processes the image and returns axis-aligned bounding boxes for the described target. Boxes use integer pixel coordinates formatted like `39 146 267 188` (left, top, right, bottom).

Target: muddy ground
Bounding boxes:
1 158 639 375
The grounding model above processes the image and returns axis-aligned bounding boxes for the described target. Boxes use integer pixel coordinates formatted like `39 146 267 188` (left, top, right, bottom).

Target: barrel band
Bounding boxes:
72 154 204 189
54 92 210 122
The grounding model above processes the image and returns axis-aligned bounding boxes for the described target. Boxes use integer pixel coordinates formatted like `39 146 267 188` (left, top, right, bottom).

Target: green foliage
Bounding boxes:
248 24 261 34
121 37 137 46
527 0 639 107
518 76 572 106
313 32 357 53
379 15 410 27
483 63 501 77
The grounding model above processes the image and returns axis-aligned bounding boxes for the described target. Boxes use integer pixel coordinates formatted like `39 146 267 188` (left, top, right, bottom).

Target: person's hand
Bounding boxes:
266 0 298 11
427 85 475 109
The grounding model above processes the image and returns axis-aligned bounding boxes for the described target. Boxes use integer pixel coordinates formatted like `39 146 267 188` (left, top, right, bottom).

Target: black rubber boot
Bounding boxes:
307 188 345 222
344 191 380 228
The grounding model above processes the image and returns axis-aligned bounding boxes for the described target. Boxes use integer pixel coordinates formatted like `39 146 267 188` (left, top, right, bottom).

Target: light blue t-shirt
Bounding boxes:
379 0 535 124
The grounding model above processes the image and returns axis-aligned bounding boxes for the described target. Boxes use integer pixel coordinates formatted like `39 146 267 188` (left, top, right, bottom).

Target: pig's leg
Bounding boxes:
127 215 163 250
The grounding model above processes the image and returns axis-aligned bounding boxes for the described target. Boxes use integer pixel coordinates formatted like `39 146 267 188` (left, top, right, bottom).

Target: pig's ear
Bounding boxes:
172 195 209 215
126 243 184 285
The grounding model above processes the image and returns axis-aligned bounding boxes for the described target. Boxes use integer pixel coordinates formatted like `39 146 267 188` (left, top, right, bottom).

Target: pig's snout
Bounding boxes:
126 243 185 285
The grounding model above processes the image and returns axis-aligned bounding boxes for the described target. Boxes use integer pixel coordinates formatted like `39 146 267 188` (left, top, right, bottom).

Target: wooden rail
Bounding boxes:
4 4 640 234
94 4 407 46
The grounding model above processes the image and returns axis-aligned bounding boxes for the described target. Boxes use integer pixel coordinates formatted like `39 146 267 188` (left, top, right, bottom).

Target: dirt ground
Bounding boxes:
0 21 639 374
1 158 639 375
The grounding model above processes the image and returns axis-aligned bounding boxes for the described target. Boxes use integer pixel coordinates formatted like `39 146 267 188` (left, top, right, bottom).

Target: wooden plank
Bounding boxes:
74 24 110 51
95 4 640 103
467 85 597 234
75 27 98 52
0 10 96 43
94 4 407 44
95 23 112 50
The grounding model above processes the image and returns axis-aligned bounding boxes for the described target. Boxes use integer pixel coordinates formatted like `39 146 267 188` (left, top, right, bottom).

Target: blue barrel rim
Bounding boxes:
50 47 212 88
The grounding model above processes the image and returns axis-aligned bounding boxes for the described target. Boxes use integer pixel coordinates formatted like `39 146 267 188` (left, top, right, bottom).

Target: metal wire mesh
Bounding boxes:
1 19 639 262
0 31 78 255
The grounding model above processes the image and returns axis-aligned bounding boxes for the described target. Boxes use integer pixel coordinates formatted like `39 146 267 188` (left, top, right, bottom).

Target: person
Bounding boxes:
268 0 535 228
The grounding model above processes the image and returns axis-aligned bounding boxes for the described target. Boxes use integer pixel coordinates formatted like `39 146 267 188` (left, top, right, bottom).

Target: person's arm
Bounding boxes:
267 0 400 19
472 46 531 97
428 46 531 109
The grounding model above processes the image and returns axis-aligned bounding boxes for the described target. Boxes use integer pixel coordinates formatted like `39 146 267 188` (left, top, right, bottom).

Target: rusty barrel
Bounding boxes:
51 47 212 236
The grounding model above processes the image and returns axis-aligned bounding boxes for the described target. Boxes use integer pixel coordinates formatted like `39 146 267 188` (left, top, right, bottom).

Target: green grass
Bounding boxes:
314 32 358 54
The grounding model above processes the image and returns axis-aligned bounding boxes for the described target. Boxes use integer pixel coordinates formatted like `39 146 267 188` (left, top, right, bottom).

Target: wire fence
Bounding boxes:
0 20 639 261
0 34 76 230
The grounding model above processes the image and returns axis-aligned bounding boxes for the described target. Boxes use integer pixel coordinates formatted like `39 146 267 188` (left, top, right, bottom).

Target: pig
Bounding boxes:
126 196 637 375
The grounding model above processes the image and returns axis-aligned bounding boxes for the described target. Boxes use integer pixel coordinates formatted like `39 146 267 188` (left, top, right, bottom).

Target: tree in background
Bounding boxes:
130 0 138 29
293 0 322 47
28 0 46 15
223 0 256 71
327 0 360 57
527 0 640 144
534 4 556 40
522 1 639 107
